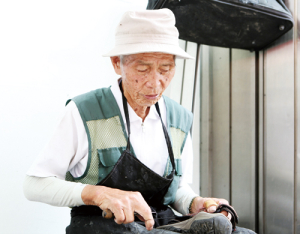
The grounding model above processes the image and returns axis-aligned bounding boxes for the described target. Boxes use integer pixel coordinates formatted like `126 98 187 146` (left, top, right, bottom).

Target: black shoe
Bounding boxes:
158 212 232 234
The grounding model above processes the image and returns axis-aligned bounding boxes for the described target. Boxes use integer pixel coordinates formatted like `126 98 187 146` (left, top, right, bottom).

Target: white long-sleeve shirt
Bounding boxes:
24 80 198 215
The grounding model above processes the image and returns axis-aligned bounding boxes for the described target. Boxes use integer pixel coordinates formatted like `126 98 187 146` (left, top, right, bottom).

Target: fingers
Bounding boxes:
204 200 218 212
220 210 231 220
113 208 154 231
200 197 233 222
199 197 230 213
113 210 126 225
97 188 154 229
134 213 155 231
111 203 135 225
134 205 154 231
220 210 228 217
144 218 155 231
132 198 154 230
112 206 154 230
212 197 229 205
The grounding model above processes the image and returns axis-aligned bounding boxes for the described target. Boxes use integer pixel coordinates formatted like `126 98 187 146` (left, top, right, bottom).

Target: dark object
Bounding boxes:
215 204 239 230
147 0 294 50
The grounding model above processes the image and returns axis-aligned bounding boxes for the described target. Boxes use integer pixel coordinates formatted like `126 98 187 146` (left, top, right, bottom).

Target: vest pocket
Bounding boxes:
97 147 124 167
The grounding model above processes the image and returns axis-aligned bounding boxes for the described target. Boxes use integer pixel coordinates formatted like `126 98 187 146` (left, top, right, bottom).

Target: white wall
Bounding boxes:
0 1 149 233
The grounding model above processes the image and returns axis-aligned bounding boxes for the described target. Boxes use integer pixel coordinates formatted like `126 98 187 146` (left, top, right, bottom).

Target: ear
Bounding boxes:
110 56 122 75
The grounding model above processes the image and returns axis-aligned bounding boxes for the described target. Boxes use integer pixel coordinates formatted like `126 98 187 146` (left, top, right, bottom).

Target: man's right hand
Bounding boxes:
81 185 154 231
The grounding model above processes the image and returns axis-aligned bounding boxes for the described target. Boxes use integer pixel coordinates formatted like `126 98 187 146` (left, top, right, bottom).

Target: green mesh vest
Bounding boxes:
65 87 193 205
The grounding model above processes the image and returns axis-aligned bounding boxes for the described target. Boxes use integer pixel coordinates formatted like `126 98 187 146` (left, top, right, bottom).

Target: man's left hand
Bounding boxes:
190 196 231 220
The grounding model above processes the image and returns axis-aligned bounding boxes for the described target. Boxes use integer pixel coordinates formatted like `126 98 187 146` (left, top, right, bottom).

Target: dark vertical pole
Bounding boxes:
229 48 232 205
190 44 201 137
180 42 188 105
192 43 201 114
255 50 260 233
294 1 298 233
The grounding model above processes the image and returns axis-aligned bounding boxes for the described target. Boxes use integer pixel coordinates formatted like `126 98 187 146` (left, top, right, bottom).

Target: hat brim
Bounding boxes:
102 43 194 59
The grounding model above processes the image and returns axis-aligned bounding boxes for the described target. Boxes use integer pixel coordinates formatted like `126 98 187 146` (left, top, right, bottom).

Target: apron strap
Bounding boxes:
155 102 176 175
119 80 176 175
121 87 131 152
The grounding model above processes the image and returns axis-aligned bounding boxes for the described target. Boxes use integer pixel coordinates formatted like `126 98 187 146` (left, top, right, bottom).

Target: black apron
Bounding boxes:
66 81 179 234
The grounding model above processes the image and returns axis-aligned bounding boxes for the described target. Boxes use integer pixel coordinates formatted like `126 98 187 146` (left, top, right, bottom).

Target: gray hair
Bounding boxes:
120 55 128 65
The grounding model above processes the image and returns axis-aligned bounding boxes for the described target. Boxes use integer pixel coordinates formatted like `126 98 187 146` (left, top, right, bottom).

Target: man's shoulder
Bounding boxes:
163 95 192 117
70 87 112 104
66 86 120 121
162 96 193 131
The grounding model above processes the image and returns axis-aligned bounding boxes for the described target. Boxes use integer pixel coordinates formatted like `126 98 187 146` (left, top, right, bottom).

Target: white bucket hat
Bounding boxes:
103 9 193 59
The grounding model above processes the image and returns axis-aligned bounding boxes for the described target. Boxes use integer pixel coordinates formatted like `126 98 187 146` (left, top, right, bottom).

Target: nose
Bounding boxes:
145 70 162 89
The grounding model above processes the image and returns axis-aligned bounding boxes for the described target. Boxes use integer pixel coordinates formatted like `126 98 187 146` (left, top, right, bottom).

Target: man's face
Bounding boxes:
112 52 176 108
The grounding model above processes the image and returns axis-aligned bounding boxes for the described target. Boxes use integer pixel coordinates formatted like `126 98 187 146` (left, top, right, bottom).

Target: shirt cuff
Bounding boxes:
172 182 199 215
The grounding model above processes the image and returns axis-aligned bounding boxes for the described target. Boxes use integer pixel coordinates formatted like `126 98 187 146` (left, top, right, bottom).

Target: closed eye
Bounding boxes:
160 64 174 73
159 68 170 73
136 65 148 72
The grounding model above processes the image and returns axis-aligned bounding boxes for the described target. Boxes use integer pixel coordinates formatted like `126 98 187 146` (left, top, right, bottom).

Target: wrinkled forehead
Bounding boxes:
120 53 176 65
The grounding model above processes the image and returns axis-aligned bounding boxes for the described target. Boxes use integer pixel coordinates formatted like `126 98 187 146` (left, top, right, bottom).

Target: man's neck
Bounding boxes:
125 94 150 122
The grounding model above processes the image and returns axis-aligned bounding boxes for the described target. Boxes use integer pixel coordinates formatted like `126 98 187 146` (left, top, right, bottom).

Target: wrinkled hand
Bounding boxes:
190 196 231 220
81 185 154 231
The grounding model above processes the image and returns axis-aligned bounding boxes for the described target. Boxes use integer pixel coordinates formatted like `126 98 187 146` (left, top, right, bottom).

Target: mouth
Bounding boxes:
144 94 159 100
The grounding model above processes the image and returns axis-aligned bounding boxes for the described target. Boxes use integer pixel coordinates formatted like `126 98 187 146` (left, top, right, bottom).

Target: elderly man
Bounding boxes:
24 9 255 234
